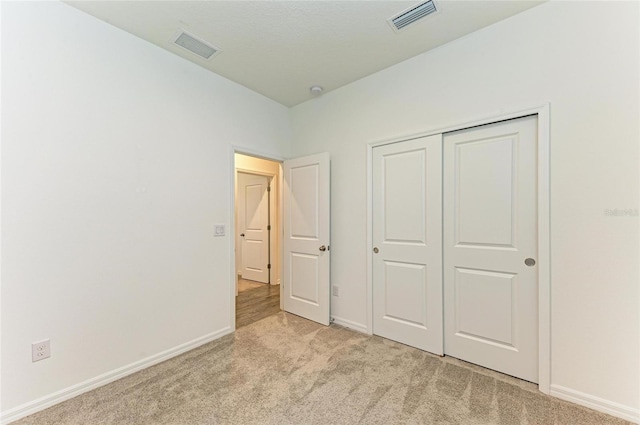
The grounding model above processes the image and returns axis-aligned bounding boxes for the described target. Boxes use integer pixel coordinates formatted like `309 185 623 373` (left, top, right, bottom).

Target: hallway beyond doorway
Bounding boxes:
236 278 280 328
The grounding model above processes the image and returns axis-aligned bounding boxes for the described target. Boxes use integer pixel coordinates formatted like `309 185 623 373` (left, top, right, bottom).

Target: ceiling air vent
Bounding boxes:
173 30 220 60
388 1 438 32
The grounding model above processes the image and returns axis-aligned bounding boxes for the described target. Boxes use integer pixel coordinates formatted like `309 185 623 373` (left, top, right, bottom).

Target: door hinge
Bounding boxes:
267 225 271 231
267 186 271 192
267 263 271 269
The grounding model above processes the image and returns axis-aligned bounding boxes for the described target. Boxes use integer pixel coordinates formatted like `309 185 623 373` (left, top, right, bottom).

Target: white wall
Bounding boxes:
290 1 639 420
1 1 290 418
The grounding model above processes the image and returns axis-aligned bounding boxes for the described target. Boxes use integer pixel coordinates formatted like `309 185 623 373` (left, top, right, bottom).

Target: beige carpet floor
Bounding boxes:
14 312 631 425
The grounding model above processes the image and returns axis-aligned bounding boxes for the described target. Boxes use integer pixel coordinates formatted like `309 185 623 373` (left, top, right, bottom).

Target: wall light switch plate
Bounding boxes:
214 224 225 237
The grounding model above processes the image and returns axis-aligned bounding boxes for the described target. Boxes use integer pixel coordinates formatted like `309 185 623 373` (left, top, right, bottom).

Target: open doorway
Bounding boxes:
234 153 282 328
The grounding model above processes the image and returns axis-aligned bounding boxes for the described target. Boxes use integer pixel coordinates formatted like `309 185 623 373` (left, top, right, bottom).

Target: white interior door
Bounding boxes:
443 115 538 382
238 172 270 284
283 152 330 325
372 135 443 354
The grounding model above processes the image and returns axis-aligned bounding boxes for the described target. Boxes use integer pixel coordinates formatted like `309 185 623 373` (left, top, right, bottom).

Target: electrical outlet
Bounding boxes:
32 339 51 362
332 285 339 297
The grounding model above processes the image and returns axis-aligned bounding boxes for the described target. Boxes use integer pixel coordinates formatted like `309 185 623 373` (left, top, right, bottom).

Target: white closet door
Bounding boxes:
372 135 443 354
443 115 538 382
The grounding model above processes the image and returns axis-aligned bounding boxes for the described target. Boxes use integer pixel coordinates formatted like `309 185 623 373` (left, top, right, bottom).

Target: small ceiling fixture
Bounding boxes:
388 0 438 32
310 86 324 96
172 30 220 60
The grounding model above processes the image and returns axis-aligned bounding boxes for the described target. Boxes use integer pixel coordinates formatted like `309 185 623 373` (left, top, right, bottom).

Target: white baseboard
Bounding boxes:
1 327 233 425
550 384 639 424
331 316 369 334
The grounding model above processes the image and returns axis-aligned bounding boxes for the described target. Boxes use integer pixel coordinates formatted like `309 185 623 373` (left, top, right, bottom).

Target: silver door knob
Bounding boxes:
373 247 379 254
525 258 536 267
319 245 327 252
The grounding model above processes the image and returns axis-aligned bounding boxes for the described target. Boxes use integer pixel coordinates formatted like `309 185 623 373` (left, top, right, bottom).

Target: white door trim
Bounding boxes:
235 168 279 286
366 103 551 393
229 146 285 332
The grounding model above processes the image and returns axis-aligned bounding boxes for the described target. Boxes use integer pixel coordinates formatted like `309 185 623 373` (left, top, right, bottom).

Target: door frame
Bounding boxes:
366 103 551 393
230 146 285 331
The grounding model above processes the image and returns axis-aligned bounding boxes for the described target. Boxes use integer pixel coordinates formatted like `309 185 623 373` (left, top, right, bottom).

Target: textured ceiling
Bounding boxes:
66 1 544 107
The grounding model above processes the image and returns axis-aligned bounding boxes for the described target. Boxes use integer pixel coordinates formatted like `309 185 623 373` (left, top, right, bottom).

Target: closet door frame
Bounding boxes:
365 103 550 394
